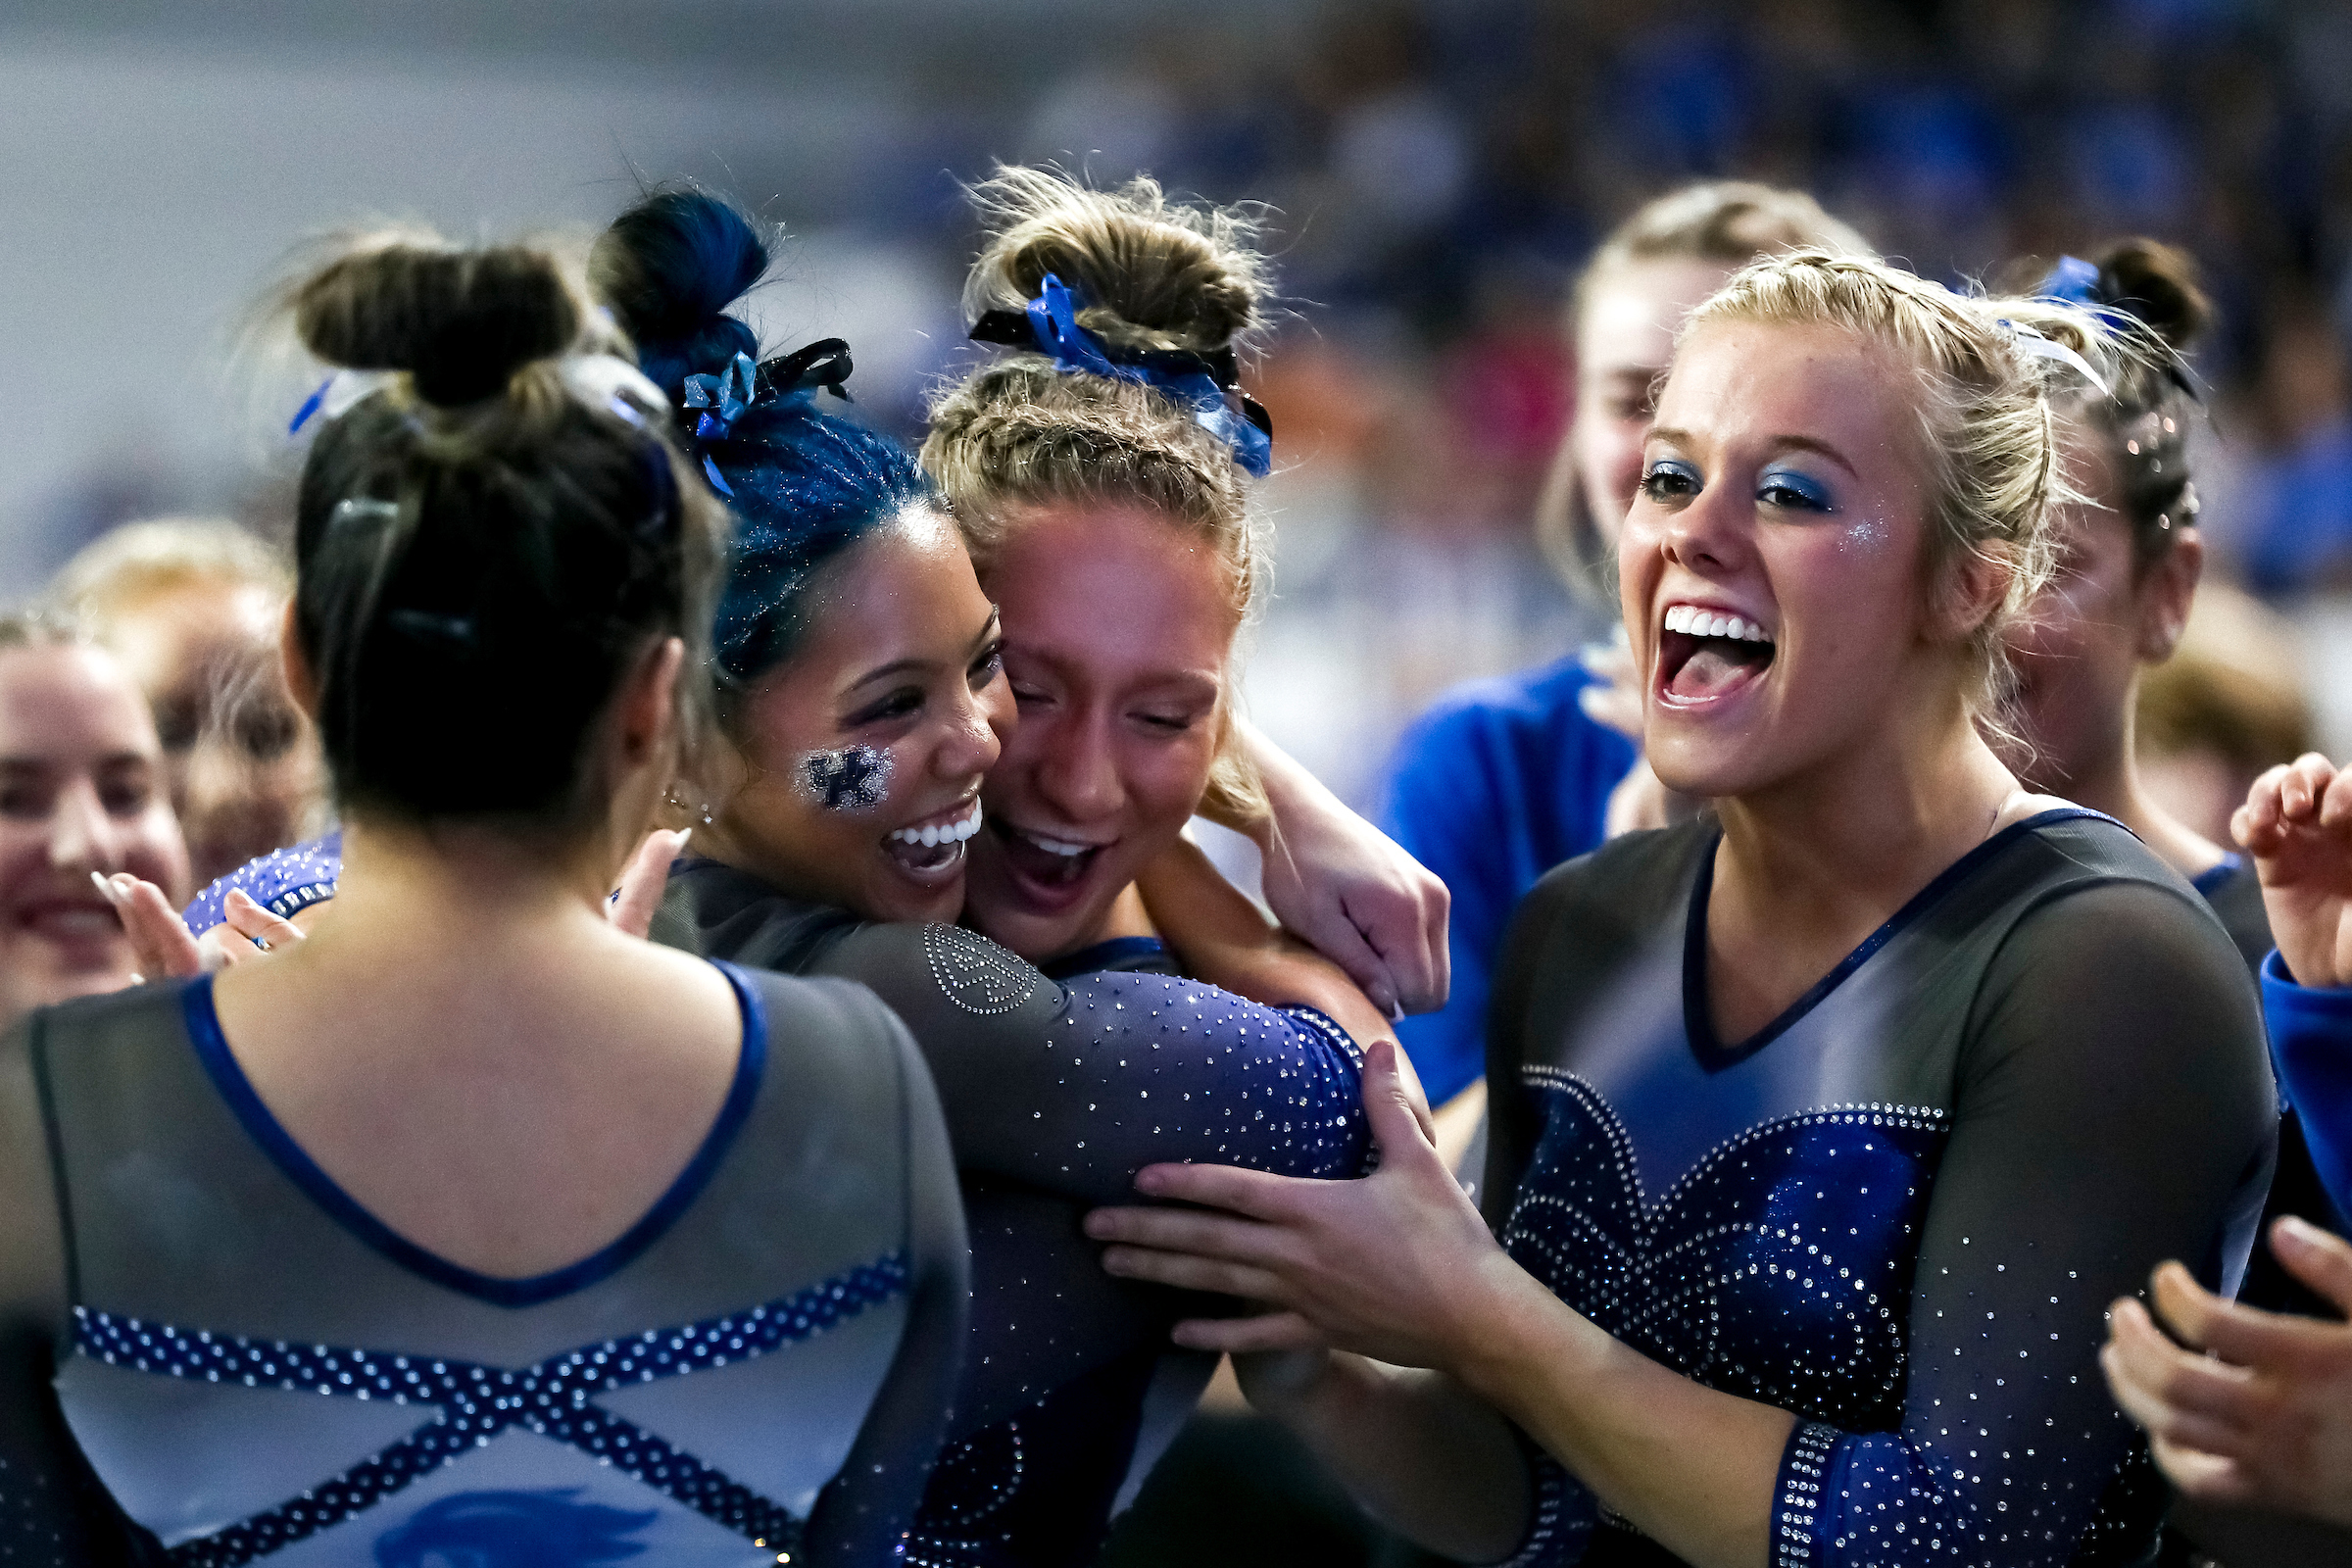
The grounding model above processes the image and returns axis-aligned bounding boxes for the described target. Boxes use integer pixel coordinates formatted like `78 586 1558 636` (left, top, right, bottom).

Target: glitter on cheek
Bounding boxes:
1837 514 1890 554
794 744 895 813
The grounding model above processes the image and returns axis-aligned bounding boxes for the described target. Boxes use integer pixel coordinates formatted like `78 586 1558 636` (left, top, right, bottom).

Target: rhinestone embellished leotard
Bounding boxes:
656 858 1374 1568
1482 809 2274 1568
0 962 967 1568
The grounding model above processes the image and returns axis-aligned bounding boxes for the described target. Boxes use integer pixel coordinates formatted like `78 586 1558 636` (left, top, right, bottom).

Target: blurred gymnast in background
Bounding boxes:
1090 250 2274 1568
51 517 324 886
1374 181 1870 1127
1 228 967 1566
0 612 186 1028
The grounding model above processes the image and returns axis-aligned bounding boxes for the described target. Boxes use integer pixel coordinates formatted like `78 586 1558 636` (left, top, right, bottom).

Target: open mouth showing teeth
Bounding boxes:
883 800 982 878
1658 603 1776 705
993 817 1107 890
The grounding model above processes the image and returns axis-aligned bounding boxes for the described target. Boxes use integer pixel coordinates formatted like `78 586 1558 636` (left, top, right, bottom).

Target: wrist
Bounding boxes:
1446 1251 1586 1411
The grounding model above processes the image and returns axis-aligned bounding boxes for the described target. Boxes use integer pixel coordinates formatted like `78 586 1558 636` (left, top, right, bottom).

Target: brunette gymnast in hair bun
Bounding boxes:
0 228 967 1567
587 186 1419 1568
1088 251 2276 1568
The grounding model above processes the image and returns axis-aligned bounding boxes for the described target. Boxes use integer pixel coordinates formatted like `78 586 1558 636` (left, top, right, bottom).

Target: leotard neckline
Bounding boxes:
1682 807 2112 1073
180 958 769 1307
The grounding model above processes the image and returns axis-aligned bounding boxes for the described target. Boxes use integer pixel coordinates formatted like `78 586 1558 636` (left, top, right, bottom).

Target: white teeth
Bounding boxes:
888 802 983 847
1662 604 1774 644
1027 832 1092 857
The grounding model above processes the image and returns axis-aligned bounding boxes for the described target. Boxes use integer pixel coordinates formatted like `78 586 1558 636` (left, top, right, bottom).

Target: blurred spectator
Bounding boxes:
2137 581 2315 846
0 611 189 1028
48 519 326 887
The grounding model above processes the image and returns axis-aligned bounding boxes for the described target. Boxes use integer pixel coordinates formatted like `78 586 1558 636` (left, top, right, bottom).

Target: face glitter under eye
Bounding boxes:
794 745 894 813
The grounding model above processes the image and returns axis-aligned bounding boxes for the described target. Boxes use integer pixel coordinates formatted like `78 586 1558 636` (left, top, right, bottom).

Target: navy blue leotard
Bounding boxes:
655 858 1373 1568
1482 810 2274 1567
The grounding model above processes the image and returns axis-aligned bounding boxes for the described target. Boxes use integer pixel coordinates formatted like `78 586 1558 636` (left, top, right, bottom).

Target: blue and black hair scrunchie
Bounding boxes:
968 273 1273 477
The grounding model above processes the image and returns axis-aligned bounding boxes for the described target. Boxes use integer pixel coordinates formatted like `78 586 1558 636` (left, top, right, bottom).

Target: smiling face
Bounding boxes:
105 577 324 887
962 500 1242 962
1572 258 1741 543
710 508 1012 925
1624 318 1970 801
0 641 189 1025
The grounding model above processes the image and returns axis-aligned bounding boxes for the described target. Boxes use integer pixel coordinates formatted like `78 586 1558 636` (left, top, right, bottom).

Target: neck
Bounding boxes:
2031 706 2226 879
1712 684 2019 932
307 813 619 960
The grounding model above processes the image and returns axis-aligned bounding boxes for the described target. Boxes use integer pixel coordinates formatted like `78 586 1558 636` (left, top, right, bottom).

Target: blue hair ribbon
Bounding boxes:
683 351 758 442
974 273 1273 477
2034 255 2104 310
288 377 333 436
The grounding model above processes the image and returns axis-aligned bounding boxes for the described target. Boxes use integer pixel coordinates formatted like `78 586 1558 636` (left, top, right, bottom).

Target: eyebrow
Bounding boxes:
1645 428 1860 478
845 608 1003 691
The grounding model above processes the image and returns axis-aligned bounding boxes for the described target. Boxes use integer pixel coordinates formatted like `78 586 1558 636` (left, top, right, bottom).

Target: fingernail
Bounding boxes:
1134 1168 1165 1196
2277 1215 2322 1248
1083 1211 1111 1238
90 871 122 904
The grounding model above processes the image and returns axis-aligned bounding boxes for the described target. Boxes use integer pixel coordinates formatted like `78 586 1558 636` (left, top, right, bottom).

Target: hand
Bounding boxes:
1258 820 1449 1021
1576 630 1642 742
610 828 688 939
1603 760 1672 838
2236 754 2352 987
1085 1040 1524 1369
2100 1217 2352 1529
96 876 304 979
1239 721 1449 1018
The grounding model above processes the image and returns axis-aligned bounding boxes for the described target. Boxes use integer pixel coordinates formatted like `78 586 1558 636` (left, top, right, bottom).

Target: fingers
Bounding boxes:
2147 1438 2259 1506
2279 754 2338 823
222 890 305 953
2151 1258 2342 1373
2271 1215 2352 1315
2236 762 2290 852
2103 1298 2263 1453
1123 1160 1321 1222
610 828 688 939
1099 1243 1290 1301
1347 873 1446 1019
1364 1040 1441 1158
1085 1201 1294 1267
96 872 206 979
1174 1311 1325 1355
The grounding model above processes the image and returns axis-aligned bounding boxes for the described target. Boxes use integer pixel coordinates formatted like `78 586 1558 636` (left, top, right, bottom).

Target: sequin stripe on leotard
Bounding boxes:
74 1252 906 1566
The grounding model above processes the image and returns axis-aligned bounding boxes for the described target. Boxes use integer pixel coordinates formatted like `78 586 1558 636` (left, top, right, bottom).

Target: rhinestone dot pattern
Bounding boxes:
181 833 343 936
922 925 1040 1016
74 1252 905 1567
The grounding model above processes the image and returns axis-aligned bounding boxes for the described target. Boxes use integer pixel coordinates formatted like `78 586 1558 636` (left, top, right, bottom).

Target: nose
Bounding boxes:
935 682 1003 784
48 777 122 877
1658 476 1748 578
1032 710 1123 823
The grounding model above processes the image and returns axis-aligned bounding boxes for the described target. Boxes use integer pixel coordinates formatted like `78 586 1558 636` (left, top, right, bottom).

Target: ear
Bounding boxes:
277 600 320 718
614 636 685 769
2136 529 2204 663
1933 543 2012 646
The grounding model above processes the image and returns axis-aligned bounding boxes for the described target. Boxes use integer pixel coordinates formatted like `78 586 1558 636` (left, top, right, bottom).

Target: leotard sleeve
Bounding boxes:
1769 882 2275 1567
2262 951 2352 1218
809 922 1373 1207
799 1001 969 1567
0 1017 154 1565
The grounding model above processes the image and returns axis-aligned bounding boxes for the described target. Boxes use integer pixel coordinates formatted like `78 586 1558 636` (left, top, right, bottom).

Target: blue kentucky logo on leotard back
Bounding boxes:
373 1490 656 1568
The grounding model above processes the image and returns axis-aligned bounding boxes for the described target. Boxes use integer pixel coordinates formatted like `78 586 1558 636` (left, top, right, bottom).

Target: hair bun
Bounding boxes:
590 190 768 396
295 243 579 408
2093 238 2213 355
967 168 1266 357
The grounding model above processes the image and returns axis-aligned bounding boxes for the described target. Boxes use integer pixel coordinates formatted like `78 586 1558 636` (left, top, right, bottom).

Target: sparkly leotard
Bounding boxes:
655 858 1373 1568
1482 810 2274 1568
0 962 966 1568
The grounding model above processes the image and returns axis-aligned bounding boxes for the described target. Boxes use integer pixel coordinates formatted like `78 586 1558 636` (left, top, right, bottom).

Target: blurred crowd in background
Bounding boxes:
10 0 2344 818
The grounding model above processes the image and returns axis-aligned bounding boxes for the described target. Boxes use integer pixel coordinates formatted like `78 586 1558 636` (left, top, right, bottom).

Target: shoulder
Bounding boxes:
662 858 863 970
1516 818 1715 946
723 962 929 1133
